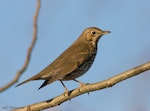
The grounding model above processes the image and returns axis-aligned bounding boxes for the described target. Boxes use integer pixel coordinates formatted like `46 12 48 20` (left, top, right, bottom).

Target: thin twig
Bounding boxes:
13 61 150 111
0 0 41 92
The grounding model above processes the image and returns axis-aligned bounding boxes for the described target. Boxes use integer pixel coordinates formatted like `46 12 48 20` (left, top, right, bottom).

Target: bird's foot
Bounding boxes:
64 90 69 97
60 80 71 96
63 89 73 97
77 82 89 93
73 79 90 94
63 90 72 102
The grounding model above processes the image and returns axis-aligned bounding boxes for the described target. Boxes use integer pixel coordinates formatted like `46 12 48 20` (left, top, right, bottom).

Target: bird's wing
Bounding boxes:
37 51 90 89
16 42 90 87
53 51 89 78
33 42 90 80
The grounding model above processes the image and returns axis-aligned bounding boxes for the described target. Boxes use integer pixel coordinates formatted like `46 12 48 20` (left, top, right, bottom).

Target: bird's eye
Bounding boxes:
91 31 96 35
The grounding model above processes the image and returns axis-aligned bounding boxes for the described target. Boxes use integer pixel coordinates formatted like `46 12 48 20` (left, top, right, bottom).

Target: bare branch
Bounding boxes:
13 61 150 111
0 0 41 92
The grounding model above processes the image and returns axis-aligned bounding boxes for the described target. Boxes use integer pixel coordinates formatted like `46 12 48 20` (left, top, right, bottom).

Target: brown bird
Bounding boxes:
16 27 110 92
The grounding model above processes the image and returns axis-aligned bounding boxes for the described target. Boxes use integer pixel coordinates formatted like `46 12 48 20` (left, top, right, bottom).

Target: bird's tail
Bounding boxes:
38 76 56 89
16 72 44 87
16 77 34 87
38 80 49 89
16 75 55 90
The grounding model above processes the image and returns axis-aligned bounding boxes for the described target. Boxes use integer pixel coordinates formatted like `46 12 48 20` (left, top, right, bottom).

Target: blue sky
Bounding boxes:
0 0 150 111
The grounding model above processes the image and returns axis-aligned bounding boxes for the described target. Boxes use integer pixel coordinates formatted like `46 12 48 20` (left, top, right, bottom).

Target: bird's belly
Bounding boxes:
61 52 96 81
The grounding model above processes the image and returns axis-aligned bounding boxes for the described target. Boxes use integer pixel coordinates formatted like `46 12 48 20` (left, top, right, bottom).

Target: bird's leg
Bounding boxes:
60 81 69 96
73 79 89 95
73 79 86 87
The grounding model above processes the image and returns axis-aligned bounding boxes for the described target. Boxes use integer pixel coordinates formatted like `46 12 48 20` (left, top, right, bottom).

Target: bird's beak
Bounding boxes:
102 30 111 35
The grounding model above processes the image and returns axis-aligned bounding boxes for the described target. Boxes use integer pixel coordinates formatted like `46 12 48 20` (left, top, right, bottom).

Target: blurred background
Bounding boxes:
0 0 150 111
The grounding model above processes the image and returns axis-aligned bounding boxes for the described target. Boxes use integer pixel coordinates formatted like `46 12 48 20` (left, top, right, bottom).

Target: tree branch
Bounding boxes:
0 0 41 92
13 61 150 111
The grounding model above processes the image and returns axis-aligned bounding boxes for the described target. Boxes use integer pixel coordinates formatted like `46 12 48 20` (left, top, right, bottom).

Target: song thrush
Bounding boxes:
16 27 110 92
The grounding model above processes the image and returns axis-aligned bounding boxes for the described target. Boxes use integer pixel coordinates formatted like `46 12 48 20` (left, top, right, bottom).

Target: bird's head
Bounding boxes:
82 27 110 43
